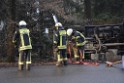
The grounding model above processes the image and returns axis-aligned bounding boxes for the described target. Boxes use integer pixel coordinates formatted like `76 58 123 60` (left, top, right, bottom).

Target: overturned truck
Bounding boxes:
83 23 124 62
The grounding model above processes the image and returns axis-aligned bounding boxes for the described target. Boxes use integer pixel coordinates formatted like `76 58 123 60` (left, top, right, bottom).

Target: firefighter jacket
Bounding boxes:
71 31 86 47
53 29 67 49
12 28 32 51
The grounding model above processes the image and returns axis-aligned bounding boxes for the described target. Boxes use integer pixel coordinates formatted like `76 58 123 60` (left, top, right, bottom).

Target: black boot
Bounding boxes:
63 60 68 66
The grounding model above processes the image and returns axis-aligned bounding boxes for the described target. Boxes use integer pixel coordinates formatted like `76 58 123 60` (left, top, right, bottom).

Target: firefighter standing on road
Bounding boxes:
67 28 87 64
12 20 32 71
53 22 68 66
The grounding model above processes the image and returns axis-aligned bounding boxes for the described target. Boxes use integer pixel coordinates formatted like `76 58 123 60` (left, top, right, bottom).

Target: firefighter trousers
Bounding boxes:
73 46 84 61
57 49 67 62
18 49 31 66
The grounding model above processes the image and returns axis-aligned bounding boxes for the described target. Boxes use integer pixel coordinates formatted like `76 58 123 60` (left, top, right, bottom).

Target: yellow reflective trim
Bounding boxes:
72 36 76 39
76 41 87 46
12 41 16 43
19 62 24 65
73 48 79 58
55 34 58 37
54 41 57 44
60 35 62 46
77 31 86 39
26 52 32 64
59 30 66 35
76 36 80 39
63 58 68 60
18 51 24 65
19 28 29 47
58 30 67 48
19 45 32 51
58 45 66 49
26 61 31 64
57 52 63 61
19 28 32 50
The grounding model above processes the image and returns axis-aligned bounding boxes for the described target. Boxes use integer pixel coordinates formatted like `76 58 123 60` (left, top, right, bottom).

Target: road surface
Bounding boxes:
0 64 124 83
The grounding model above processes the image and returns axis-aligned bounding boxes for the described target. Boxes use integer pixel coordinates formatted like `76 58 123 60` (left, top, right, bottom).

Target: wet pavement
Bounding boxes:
0 64 124 83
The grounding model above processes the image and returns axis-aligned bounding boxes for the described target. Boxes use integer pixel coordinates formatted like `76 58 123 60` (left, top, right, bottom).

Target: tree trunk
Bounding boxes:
6 21 16 62
6 0 16 62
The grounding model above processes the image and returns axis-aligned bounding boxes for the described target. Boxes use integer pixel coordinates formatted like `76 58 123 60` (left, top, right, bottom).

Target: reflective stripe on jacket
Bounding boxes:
19 28 32 50
72 31 86 46
54 29 67 49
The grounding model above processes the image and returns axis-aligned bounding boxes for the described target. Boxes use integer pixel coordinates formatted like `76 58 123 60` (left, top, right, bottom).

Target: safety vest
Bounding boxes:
57 30 67 49
19 28 32 51
72 31 86 47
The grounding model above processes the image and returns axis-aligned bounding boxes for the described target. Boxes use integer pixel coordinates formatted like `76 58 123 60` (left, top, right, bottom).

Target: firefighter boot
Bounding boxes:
63 60 68 66
56 61 63 67
74 58 80 64
26 64 31 71
18 65 24 71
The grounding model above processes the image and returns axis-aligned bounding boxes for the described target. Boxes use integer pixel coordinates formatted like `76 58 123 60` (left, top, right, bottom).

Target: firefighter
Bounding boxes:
67 28 87 64
53 22 68 66
12 20 32 71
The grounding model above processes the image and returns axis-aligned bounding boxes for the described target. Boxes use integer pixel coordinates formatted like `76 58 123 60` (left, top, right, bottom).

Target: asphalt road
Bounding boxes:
0 64 124 83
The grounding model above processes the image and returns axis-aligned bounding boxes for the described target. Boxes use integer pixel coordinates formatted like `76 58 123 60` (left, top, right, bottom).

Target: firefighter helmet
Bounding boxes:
55 22 62 27
19 20 27 26
67 28 73 36
55 22 63 30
